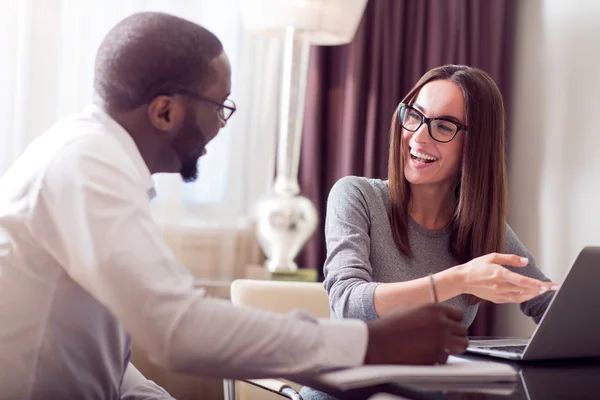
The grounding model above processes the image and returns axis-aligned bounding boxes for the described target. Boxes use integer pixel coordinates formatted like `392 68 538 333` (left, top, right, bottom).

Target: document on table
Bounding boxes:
313 356 518 391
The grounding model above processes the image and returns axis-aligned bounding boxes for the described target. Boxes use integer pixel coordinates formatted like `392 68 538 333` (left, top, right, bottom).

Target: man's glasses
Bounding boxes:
171 89 236 121
398 103 467 143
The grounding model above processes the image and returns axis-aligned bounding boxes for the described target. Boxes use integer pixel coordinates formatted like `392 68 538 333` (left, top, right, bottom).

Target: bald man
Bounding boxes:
0 12 468 399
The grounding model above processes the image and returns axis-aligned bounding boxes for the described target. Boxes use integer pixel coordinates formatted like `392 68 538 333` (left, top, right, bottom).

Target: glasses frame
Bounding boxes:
398 103 467 143
169 89 237 121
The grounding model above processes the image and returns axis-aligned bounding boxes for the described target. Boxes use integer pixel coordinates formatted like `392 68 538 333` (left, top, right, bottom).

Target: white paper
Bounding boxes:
313 357 518 391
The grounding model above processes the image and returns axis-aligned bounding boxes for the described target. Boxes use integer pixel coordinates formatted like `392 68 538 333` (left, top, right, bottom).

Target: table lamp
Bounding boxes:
238 0 368 273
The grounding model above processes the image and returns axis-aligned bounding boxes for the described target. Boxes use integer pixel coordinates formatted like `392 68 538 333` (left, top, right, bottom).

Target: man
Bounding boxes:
0 12 468 399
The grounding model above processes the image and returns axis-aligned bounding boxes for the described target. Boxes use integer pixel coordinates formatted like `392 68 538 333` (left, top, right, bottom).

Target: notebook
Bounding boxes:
313 356 518 391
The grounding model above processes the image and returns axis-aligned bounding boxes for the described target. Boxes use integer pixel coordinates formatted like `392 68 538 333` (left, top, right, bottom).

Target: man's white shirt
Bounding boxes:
0 105 368 399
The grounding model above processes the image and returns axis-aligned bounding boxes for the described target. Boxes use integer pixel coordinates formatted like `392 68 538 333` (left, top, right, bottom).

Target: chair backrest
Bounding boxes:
227 279 329 400
230 279 330 318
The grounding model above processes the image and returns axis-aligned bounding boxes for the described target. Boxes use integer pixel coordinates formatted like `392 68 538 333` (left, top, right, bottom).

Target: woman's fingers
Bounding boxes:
483 270 557 303
493 266 551 291
485 254 560 291
486 253 529 267
497 280 539 294
502 290 542 303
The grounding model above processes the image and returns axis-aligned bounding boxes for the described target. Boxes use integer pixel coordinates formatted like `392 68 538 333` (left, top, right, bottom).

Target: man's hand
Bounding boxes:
364 303 468 365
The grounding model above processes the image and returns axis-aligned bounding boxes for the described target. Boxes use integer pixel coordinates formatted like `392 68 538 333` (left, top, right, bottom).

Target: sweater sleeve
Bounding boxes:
322 176 381 322
504 225 555 323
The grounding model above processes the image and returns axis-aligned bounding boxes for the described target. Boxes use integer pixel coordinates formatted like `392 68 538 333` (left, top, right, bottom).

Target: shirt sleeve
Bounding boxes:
322 176 381 322
120 363 174 400
28 139 368 379
503 225 554 323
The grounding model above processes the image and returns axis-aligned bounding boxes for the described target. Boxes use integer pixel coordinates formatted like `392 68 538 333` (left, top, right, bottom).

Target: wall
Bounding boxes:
496 0 600 337
163 224 263 282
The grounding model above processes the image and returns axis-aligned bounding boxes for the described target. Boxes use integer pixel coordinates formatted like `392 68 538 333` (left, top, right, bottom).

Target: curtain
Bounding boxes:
299 0 517 335
0 0 281 282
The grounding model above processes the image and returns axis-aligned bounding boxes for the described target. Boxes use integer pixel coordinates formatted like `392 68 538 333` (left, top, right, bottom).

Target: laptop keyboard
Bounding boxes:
480 345 527 354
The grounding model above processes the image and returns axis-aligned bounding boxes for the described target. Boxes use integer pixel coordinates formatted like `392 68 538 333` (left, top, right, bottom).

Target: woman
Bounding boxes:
322 64 557 326
300 64 556 399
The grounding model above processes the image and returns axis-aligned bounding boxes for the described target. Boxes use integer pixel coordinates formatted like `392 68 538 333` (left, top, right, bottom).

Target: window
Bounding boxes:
0 0 281 228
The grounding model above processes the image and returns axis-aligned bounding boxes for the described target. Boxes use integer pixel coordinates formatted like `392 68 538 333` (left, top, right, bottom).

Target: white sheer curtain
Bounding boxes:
0 0 281 280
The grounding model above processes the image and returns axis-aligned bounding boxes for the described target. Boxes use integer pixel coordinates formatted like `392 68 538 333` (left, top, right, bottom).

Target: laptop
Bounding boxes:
466 246 600 361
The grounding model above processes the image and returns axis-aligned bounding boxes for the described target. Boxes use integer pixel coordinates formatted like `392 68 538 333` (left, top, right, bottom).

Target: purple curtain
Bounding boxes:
298 0 517 336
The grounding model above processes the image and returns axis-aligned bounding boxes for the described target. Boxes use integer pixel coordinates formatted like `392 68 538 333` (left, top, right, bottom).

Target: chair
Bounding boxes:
224 279 331 400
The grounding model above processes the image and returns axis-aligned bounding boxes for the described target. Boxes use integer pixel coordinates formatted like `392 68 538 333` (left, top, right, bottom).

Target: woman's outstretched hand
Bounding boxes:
455 253 558 304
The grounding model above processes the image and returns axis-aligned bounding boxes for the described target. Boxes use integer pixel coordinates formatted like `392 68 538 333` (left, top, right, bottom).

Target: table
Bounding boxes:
293 355 600 400
406 355 600 399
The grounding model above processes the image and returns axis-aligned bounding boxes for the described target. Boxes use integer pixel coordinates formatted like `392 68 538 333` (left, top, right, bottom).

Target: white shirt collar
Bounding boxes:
84 104 156 199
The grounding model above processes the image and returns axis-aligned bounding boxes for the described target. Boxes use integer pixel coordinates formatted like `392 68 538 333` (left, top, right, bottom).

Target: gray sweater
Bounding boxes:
323 176 554 326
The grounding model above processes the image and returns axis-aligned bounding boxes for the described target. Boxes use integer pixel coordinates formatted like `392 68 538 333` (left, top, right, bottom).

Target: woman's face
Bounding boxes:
403 80 466 188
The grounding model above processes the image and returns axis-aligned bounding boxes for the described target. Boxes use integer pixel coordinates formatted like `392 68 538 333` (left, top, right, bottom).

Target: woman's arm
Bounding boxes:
374 252 554 317
323 178 552 320
322 177 462 319
322 177 381 321
373 268 465 316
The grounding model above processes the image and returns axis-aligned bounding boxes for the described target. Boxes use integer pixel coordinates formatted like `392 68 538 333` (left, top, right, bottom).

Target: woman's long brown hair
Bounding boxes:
388 65 507 271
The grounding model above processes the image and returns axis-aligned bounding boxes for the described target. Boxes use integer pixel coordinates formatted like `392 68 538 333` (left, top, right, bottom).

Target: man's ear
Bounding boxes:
147 95 185 134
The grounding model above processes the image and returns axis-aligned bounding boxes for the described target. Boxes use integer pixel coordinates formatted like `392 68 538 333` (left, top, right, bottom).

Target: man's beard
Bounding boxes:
177 116 206 183
180 158 199 183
